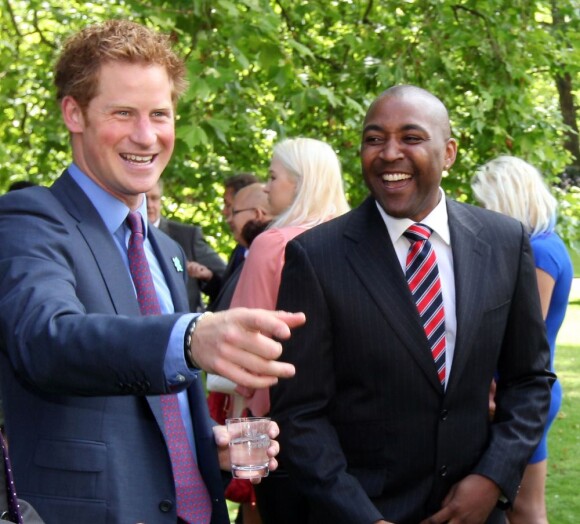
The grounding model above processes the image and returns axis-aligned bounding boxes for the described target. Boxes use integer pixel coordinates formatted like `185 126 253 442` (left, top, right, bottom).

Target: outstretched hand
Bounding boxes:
189 308 305 389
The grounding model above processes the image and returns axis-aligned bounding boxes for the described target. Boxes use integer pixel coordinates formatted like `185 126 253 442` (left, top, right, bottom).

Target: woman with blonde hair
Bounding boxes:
231 137 350 314
230 137 350 524
472 155 573 524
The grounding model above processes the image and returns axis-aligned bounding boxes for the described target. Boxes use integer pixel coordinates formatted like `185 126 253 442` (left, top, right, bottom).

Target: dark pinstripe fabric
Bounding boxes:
271 197 554 524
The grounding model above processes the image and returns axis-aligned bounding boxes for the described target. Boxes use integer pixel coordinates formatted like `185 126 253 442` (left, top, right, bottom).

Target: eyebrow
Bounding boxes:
362 123 429 134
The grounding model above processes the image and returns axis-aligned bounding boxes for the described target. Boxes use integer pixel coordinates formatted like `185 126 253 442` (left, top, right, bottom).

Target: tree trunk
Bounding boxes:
555 72 580 168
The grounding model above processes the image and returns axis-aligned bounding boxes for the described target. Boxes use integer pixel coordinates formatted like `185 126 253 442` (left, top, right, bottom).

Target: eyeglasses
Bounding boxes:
231 207 257 216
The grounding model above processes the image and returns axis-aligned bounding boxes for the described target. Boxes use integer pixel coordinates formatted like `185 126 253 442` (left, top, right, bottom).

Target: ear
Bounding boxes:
61 96 86 133
444 138 458 170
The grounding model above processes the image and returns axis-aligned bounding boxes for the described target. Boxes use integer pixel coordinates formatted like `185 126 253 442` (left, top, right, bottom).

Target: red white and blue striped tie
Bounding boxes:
404 223 446 387
126 211 212 523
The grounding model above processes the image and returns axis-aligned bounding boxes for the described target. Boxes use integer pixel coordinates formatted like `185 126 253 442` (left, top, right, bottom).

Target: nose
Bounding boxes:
379 138 404 162
130 116 156 147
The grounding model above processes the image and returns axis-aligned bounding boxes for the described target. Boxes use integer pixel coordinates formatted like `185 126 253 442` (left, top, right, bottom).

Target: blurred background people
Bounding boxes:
207 182 274 524
230 137 350 524
218 173 260 281
146 179 226 311
472 155 573 524
200 173 260 308
222 173 260 222
207 182 276 422
212 182 274 312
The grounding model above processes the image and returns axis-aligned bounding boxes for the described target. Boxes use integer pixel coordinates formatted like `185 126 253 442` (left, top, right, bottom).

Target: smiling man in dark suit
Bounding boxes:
271 85 554 524
0 20 303 524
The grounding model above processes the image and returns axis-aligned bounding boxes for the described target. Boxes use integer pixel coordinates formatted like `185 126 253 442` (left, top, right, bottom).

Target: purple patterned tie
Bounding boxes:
1 432 23 524
404 224 447 386
126 211 212 523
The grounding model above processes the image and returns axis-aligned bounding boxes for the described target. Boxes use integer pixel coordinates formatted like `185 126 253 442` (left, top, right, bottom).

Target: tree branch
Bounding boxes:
5 0 23 38
451 5 503 63
32 10 56 49
362 0 373 25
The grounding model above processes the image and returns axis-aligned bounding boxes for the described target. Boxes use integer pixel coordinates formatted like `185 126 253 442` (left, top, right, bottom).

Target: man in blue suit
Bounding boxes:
0 20 303 524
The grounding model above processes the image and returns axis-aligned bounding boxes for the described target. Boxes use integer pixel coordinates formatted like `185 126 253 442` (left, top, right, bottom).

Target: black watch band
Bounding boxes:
184 312 212 369
496 495 510 510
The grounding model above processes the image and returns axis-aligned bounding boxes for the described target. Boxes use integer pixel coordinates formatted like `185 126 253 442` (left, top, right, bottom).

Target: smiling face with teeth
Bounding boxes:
360 86 457 222
61 61 175 210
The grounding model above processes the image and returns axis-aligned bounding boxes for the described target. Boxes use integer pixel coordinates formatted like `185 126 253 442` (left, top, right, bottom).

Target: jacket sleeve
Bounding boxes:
271 239 385 524
0 190 185 396
471 225 554 501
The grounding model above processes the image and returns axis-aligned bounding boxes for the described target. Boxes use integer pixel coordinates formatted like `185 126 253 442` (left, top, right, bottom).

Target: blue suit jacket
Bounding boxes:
0 172 229 523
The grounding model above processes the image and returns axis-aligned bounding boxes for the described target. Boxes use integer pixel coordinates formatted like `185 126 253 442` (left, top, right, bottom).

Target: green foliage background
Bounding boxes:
1 0 579 255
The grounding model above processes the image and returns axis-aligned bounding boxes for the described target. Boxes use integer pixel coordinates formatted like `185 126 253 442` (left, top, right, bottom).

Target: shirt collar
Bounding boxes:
68 163 149 236
375 187 451 246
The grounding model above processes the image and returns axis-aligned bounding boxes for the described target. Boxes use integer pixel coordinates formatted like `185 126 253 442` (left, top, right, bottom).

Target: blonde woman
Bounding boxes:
230 137 350 524
231 137 350 318
472 155 573 524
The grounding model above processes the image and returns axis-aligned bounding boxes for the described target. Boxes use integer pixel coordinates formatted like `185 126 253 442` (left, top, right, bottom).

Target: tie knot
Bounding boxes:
404 223 432 243
126 211 144 236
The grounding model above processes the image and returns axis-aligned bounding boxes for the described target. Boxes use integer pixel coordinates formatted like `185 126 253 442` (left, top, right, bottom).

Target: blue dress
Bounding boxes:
528 231 573 463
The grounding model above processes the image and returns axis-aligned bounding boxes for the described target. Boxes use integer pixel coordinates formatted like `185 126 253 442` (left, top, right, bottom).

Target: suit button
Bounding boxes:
439 465 448 477
159 499 173 512
440 409 449 420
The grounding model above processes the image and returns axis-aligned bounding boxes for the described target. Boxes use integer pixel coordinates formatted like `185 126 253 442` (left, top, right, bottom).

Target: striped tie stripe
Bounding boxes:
404 223 447 386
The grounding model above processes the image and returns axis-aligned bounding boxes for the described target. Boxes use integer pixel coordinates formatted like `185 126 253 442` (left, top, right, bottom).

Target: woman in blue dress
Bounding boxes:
472 155 574 524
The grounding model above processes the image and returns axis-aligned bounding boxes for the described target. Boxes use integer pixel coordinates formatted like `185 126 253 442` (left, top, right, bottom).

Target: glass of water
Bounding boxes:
226 416 271 479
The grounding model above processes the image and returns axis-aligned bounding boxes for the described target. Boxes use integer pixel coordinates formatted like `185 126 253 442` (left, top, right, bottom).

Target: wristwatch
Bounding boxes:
184 312 213 369
496 493 510 510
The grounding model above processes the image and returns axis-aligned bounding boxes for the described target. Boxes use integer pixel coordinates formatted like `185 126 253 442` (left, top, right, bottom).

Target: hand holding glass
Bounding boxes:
226 417 271 479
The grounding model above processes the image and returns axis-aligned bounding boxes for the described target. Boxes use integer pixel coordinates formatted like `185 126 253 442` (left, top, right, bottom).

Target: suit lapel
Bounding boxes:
445 200 491 392
148 225 189 313
51 173 190 427
344 198 443 392
50 172 140 316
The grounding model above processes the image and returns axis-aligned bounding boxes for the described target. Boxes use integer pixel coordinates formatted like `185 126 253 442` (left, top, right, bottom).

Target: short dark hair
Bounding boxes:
225 173 259 195
241 219 271 247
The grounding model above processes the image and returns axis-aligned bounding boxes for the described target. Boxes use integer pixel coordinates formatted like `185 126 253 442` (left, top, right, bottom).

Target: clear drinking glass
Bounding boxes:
226 417 271 479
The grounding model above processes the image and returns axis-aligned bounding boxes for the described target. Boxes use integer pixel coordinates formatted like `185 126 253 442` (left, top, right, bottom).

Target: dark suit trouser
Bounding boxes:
253 469 310 524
